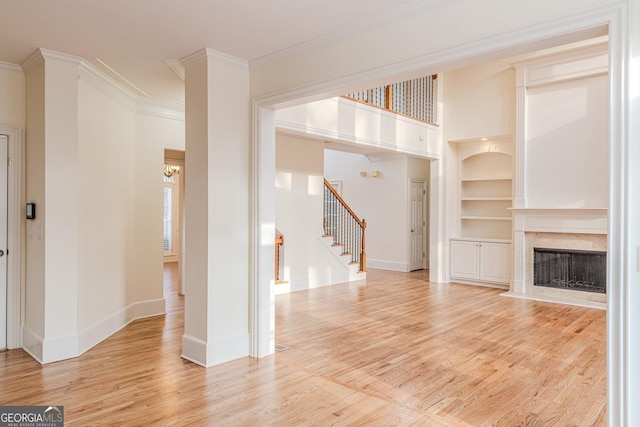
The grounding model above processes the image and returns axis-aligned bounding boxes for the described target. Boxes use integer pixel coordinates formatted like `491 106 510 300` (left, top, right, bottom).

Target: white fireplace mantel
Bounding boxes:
510 208 608 235
506 207 608 309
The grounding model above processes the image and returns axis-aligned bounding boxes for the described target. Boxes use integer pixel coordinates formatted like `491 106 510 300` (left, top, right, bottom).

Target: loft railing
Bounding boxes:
344 74 438 124
323 179 367 272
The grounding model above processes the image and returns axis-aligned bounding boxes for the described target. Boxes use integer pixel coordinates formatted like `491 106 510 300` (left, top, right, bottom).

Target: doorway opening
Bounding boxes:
163 149 185 298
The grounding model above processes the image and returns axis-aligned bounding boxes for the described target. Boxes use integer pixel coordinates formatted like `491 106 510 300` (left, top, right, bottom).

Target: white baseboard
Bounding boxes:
182 333 250 367
501 291 606 310
367 259 409 272
22 299 166 365
78 298 166 355
22 327 44 364
24 327 80 364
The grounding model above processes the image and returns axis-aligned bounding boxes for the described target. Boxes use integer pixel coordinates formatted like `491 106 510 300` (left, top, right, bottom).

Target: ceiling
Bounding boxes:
0 0 443 102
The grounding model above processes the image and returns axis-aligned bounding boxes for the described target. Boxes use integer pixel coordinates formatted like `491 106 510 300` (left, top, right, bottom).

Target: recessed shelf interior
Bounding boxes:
459 149 513 241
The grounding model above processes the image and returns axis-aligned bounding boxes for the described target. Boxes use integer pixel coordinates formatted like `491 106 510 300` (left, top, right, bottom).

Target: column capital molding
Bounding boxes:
179 48 248 70
21 48 83 74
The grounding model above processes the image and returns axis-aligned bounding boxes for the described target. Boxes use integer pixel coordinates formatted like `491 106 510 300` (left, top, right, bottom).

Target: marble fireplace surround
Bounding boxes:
505 208 607 309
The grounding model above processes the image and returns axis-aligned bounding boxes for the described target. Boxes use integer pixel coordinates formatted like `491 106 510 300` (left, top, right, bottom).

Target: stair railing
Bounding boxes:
323 179 367 272
275 229 284 282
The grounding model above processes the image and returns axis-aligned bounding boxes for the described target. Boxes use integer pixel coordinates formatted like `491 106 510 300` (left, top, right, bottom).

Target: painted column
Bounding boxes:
22 49 81 363
180 49 250 366
622 0 640 424
511 64 527 295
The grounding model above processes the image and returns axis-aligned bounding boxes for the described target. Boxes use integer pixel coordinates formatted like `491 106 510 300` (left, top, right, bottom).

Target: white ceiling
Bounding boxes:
0 0 443 102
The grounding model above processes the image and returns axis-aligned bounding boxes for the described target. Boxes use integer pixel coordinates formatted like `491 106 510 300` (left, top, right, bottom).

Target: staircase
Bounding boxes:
323 179 367 279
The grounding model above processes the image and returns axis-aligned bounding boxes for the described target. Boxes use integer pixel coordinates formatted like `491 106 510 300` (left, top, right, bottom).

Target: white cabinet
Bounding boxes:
450 239 511 286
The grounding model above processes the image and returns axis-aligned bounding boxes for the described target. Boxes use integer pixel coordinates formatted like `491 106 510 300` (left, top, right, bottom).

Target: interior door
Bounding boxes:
409 179 427 271
0 135 7 349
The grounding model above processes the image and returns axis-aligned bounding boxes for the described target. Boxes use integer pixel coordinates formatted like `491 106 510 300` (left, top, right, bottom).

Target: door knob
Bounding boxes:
0 250 5 257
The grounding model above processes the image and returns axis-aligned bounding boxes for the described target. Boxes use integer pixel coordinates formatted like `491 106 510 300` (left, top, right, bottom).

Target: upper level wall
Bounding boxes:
442 59 516 142
276 97 442 159
249 0 617 100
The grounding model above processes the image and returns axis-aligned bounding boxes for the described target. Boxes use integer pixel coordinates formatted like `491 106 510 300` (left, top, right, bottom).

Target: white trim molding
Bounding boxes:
0 61 22 73
182 333 250 367
78 298 166 355
0 124 23 350
24 298 165 364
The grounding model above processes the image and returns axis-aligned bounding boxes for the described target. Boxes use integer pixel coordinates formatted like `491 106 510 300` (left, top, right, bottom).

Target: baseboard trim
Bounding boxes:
22 327 44 364
501 291 606 310
182 333 250 367
367 259 409 272
78 298 166 356
22 299 166 365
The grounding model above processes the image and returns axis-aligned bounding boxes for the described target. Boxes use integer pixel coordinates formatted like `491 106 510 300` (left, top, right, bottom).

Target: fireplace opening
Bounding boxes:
533 248 606 294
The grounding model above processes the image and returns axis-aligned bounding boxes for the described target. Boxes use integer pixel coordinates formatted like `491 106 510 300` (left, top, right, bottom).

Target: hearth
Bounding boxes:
533 247 606 294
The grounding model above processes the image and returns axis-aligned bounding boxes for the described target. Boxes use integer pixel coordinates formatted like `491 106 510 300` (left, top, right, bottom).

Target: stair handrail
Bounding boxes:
323 179 367 272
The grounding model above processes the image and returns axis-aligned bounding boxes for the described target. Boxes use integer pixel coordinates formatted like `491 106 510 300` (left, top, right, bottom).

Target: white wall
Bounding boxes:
24 60 46 344
275 134 352 291
0 65 25 128
324 150 410 271
526 74 608 208
77 83 135 330
442 59 516 141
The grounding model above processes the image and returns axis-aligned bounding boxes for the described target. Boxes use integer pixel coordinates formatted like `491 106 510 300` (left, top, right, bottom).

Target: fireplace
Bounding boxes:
533 247 606 294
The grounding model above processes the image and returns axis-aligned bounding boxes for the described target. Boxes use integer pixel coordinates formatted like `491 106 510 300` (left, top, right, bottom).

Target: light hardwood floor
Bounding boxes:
0 265 606 426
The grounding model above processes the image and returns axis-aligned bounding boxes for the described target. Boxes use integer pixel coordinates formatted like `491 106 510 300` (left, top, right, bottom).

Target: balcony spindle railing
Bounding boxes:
345 74 437 124
323 180 366 272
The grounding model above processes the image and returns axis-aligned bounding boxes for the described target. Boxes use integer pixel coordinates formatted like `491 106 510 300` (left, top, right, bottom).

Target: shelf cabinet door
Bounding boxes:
450 240 480 280
479 242 511 284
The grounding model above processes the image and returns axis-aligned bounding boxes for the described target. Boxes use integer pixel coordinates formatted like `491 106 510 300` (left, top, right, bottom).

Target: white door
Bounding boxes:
0 135 7 349
409 180 427 271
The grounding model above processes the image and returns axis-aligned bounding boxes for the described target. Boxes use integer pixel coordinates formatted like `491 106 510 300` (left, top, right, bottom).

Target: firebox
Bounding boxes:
533 248 606 294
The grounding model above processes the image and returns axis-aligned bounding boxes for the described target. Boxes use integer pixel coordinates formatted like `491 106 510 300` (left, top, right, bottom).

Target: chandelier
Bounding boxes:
163 165 180 177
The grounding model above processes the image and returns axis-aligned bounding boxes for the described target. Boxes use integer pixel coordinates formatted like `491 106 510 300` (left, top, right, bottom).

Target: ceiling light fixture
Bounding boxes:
164 165 180 177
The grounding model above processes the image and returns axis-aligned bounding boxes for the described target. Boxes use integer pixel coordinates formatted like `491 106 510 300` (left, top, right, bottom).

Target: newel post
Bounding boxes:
360 219 367 272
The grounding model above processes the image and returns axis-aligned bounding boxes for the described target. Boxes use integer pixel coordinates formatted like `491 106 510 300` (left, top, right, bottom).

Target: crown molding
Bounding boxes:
254 3 616 110
164 59 185 81
95 58 148 97
20 50 44 74
136 97 185 120
78 61 138 111
78 60 186 119
0 61 23 73
180 48 248 69
250 0 462 69
21 48 83 74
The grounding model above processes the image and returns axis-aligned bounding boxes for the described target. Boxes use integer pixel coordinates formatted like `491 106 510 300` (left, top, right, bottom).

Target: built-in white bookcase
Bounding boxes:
449 136 513 287
457 138 513 241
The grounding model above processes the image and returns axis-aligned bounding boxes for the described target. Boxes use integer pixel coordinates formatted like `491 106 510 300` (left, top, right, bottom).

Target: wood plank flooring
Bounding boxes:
0 265 606 425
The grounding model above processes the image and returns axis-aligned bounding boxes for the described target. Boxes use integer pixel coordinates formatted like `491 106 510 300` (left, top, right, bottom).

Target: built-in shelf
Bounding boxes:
462 197 512 201
462 216 511 221
457 138 514 241
461 177 511 182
